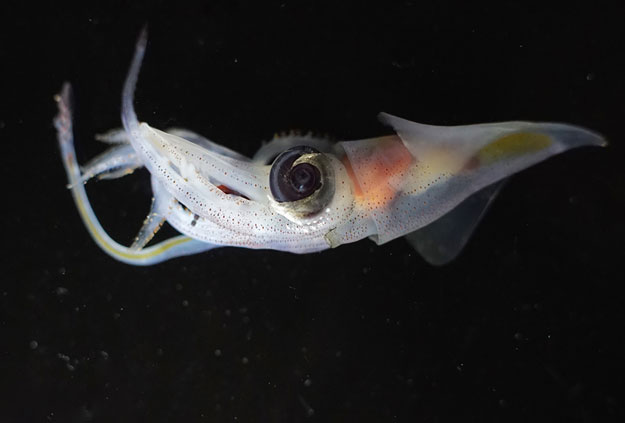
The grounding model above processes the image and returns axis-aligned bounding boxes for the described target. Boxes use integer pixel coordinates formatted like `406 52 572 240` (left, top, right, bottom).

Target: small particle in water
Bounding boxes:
57 353 70 362
58 267 66 276
55 287 68 296
29 340 38 350
214 349 222 357
225 309 231 317
514 332 523 341
78 405 93 420
100 351 109 359
586 73 595 81
304 378 312 387
241 357 249 364
298 395 315 417
175 283 183 291
182 300 189 307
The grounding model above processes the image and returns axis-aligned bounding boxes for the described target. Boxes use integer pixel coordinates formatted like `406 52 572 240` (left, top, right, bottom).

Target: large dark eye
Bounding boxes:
269 145 336 218
270 146 322 202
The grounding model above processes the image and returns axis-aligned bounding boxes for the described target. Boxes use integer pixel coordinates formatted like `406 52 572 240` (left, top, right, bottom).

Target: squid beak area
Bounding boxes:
216 184 250 200
140 124 271 204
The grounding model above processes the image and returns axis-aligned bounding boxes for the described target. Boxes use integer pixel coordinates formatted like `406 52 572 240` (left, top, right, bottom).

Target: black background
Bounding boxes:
1 1 624 422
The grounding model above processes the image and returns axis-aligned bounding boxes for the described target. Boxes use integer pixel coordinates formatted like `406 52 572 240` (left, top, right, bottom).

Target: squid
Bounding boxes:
54 30 606 266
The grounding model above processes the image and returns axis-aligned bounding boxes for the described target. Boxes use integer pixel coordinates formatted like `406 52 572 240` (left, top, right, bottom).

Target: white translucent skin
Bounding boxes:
331 114 605 246
55 29 605 265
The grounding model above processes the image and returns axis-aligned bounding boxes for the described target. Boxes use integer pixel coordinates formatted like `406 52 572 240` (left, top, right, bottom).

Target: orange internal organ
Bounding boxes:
343 136 414 209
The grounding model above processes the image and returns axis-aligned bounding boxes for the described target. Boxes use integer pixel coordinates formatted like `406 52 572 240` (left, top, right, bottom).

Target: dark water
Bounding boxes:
2 2 624 422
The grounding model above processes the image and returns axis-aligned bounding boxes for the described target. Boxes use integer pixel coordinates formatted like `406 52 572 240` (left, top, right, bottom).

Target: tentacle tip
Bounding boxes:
56 82 72 102
137 24 149 49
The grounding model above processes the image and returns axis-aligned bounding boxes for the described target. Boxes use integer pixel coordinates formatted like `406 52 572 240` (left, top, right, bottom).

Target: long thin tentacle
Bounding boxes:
54 82 218 265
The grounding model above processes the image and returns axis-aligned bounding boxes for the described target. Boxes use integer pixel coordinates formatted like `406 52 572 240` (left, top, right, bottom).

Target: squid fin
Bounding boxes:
405 179 507 265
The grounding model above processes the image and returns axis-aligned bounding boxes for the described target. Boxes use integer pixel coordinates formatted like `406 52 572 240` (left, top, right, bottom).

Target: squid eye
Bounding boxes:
270 146 322 202
269 145 335 218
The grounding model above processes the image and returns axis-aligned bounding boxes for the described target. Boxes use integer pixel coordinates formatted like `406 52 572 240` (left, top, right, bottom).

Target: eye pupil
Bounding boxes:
290 163 320 195
269 146 323 203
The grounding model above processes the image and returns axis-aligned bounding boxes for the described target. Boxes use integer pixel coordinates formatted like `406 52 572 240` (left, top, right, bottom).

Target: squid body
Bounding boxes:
54 30 606 266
